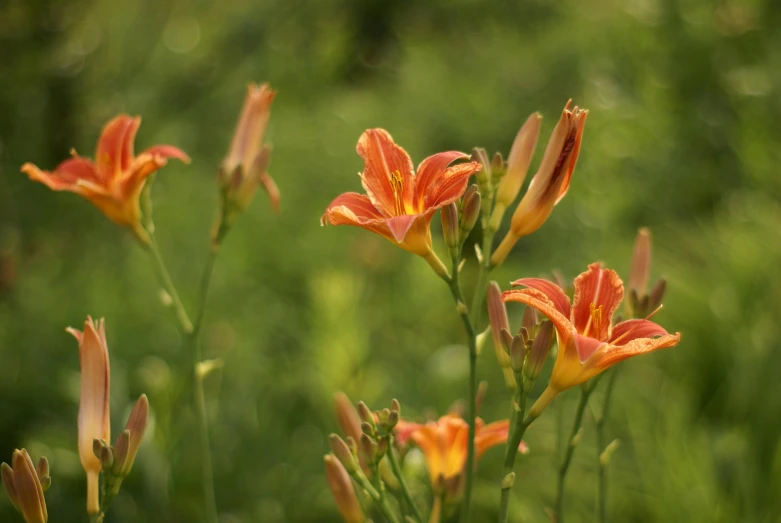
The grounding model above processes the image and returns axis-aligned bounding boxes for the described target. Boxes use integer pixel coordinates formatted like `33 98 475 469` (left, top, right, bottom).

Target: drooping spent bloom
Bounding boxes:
502 263 681 416
491 101 587 266
321 129 482 276
66 317 111 516
1 450 49 523
21 115 189 244
215 84 278 241
395 414 527 494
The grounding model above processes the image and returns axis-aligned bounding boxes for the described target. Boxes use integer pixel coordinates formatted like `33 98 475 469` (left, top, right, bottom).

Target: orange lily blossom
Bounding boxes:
502 263 681 417
21 115 189 243
321 129 481 276
395 414 528 493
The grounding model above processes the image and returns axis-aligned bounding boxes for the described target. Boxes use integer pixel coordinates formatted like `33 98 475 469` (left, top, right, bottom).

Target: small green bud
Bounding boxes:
524 321 553 381
459 189 481 239
600 439 621 466
441 203 459 250
357 402 375 428
510 334 525 372
501 472 516 489
329 434 357 474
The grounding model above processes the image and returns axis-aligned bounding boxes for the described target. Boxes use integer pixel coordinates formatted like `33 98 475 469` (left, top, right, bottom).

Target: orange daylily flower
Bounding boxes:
502 263 681 417
21 115 189 243
395 414 527 493
321 129 481 274
491 101 587 266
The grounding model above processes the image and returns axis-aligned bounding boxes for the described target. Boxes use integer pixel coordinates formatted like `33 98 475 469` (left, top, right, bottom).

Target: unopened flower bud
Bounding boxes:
510 334 526 372
360 422 374 436
116 394 149 477
334 393 363 445
111 430 130 477
441 203 459 250
525 321 553 381
487 282 511 366
570 428 583 448
35 458 50 493
492 101 587 266
329 434 357 474
491 152 505 178
359 434 378 466
501 472 516 489
376 436 389 458
357 402 375 428
459 188 481 239
472 148 492 189
491 113 542 231
195 358 224 380
3 449 48 523
390 398 400 414
599 439 621 466
387 410 399 429
522 305 538 336
629 228 651 296
99 445 114 471
499 328 513 353
324 455 365 523
648 278 667 311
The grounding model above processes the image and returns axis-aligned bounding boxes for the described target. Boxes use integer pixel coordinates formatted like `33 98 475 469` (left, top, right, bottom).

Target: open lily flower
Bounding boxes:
395 414 527 494
503 263 681 416
21 115 189 243
322 129 481 273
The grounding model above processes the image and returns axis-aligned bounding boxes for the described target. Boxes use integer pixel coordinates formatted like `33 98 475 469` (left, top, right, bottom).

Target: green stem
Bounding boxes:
498 378 535 523
188 246 220 523
354 469 400 523
443 252 478 523
469 224 496 326
387 443 423 522
143 229 219 523
596 369 618 523
145 234 194 334
554 384 593 523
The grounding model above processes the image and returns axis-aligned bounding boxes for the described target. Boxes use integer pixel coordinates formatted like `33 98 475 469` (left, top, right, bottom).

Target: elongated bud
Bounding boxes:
111 430 130 477
501 472 516 489
629 228 651 296
99 445 114 471
324 455 365 523
459 189 481 240
195 358 224 380
117 394 149 477
491 101 587 266
357 402 375 428
329 434 357 474
359 434 378 466
472 148 492 189
493 113 542 225
441 203 459 249
522 305 538 336
525 321 553 381
34 459 49 491
648 278 667 311
510 334 526 372
334 393 363 445
390 398 400 414
6 449 48 523
499 328 513 353
491 152 504 177
600 439 621 466
487 282 511 366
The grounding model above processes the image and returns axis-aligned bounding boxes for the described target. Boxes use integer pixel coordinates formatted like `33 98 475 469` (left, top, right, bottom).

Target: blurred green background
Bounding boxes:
1 0 780 521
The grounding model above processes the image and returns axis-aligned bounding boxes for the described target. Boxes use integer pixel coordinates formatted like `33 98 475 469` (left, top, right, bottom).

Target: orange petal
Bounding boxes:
356 129 415 216
96 115 140 180
414 151 468 207
475 420 509 459
502 288 576 348
594 332 681 369
571 263 624 340
554 106 587 203
386 214 418 243
511 277 571 317
143 144 191 164
574 333 607 363
423 161 482 210
21 158 100 192
609 319 668 344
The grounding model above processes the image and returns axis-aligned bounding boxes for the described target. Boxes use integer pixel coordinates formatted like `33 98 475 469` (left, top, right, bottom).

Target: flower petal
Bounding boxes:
142 144 191 164
424 161 482 209
386 214 418 243
609 319 669 344
21 158 100 192
96 115 140 180
414 151 468 206
511 277 571 317
356 129 415 217
321 192 396 240
574 333 606 363
502 288 575 348
571 263 624 340
475 420 509 459
594 333 681 369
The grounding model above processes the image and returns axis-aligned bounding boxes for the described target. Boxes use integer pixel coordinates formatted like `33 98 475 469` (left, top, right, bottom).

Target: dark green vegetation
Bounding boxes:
1 0 780 521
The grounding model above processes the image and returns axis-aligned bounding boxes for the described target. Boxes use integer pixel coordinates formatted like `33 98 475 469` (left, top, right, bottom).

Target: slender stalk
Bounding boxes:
596 369 618 523
145 234 194 334
469 224 497 326
387 444 423 523
554 384 593 522
143 229 219 523
497 376 536 523
354 469 400 523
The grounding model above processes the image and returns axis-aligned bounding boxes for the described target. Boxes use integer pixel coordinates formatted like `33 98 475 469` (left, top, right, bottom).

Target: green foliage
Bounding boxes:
1 0 780 521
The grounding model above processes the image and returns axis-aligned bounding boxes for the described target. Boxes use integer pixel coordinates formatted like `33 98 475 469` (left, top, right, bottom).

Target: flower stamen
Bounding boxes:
389 170 405 215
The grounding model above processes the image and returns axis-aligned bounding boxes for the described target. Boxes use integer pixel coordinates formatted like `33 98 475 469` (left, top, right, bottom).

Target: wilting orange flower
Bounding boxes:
491 101 587 266
503 263 681 416
21 115 189 243
66 317 111 516
215 84 279 240
321 129 481 273
395 414 527 493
